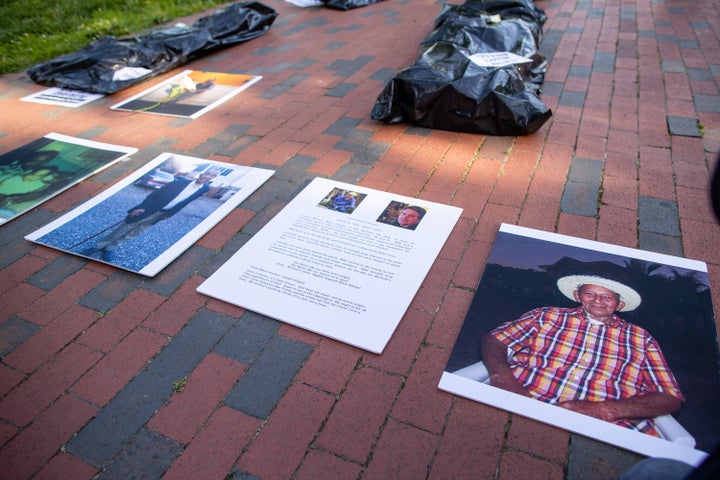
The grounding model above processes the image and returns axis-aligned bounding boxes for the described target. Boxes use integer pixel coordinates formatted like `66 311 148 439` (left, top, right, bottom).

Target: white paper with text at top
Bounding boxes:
198 177 463 353
468 52 533 68
21 87 104 107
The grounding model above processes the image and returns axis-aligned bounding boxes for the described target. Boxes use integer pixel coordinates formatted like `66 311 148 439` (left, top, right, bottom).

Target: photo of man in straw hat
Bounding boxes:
480 261 683 438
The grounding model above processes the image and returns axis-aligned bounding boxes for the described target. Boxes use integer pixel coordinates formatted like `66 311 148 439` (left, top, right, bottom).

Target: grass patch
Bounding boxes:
0 0 231 75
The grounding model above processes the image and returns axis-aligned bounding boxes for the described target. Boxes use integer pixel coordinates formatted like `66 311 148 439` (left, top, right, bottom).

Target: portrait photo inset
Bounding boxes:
376 201 427 230
318 188 366 214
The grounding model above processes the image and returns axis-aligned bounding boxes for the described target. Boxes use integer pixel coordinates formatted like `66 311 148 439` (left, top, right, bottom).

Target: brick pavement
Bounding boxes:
1 0 719 478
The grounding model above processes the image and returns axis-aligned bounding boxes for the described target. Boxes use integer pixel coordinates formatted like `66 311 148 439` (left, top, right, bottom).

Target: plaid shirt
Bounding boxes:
489 306 683 436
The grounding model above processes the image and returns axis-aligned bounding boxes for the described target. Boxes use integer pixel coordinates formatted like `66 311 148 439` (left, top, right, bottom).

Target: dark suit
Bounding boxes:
95 177 211 253
127 177 210 223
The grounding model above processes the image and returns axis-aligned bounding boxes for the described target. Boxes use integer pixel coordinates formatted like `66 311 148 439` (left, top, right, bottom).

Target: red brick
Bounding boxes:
263 140 307 166
438 217 474 262
676 185 716 223
671 135 706 165
0 254 47 295
674 160 712 189
597 204 639 248
196 208 256 250
0 394 97 480
387 166 428 197
429 398 508 479
546 120 579 147
307 148 352 177
607 130 638 154
498 449 565 480
412 257 456 313
679 217 720 262
363 419 437 479
163 406 259 480
449 179 494 221
507 415 570 464
0 363 24 398
239 383 335 479
147 353 245 443
298 133 340 158
277 323 321 346
296 338 361 394
410 132 455 172
602 179 639 211
204 297 247 318
427 286 474 350
364 306 431 374
0 422 17 448
639 145 675 200
78 289 165 352
392 345 453 433
32 452 99 480
452 239 491 291
0 343 101 427
478 136 513 161
474 204 520 243
360 157 404 191
575 134 607 160
315 367 401 463
1 284 45 324
71 327 167 406
519 195 560 231
638 117 670 148
143 276 207 336
557 213 597 241
369 123 406 144
18 269 106 326
490 166 535 207
425 140 476 192
4 305 97 374
295 449 362 480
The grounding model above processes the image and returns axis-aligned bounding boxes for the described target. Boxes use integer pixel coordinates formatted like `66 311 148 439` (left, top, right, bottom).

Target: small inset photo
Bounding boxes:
376 201 427 230
318 188 366 214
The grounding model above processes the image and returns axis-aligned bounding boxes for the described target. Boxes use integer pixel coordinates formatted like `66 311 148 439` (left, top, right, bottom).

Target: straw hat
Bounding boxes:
557 274 642 312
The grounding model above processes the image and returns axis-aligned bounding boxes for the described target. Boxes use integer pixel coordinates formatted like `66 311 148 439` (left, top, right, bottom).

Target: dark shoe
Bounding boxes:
101 249 115 262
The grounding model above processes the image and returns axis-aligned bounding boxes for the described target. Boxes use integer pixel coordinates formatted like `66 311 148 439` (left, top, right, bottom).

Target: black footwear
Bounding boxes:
101 249 115 262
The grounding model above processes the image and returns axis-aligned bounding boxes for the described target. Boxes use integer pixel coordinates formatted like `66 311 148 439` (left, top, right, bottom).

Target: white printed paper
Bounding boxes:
21 87 104 107
198 177 463 353
468 51 533 68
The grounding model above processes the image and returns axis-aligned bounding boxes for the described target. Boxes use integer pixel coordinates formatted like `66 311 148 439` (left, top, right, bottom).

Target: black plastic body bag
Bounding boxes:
26 2 277 95
371 0 552 136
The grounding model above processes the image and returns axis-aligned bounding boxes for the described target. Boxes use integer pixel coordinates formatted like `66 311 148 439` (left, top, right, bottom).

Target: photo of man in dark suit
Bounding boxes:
88 168 218 261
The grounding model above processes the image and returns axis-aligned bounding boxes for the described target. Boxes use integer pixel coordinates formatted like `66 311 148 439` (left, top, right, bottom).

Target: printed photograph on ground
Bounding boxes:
0 133 137 226
439 224 719 465
110 70 261 119
26 153 273 276
317 187 367 214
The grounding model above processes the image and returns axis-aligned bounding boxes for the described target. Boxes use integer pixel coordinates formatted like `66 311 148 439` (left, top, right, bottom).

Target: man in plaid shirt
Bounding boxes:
481 272 683 437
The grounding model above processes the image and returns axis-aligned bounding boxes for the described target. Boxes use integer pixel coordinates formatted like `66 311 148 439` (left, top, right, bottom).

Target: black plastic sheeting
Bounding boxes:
322 0 386 9
26 2 277 95
371 0 552 136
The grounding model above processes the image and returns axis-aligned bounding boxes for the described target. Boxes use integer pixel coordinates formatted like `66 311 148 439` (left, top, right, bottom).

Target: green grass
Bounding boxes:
0 0 232 75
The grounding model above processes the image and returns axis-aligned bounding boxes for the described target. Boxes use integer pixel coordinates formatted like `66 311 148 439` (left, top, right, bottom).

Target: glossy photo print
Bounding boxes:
110 70 261 119
0 133 136 226
26 153 273 276
439 224 718 466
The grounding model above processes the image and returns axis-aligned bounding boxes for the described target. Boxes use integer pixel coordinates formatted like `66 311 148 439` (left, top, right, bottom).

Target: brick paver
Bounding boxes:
1 0 719 478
